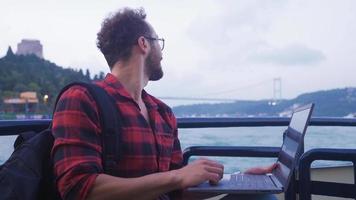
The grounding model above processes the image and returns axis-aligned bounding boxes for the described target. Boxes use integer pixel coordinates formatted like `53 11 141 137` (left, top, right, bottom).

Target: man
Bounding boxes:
51 7 224 200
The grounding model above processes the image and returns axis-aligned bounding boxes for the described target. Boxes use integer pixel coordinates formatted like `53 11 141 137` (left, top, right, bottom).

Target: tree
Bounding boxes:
85 69 91 80
99 71 105 80
6 46 14 57
93 74 98 80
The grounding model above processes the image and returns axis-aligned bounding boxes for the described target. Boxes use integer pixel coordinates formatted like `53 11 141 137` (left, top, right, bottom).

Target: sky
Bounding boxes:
1 0 356 106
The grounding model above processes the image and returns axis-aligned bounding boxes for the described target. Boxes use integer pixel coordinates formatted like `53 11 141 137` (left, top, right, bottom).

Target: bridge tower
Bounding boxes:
272 78 282 105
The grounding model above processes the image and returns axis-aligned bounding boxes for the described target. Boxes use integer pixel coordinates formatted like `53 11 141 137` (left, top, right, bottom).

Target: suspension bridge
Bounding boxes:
157 78 282 103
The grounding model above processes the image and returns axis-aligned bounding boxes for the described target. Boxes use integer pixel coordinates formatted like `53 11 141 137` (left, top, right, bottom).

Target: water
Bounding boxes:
1 126 355 173
179 126 356 172
0 135 17 164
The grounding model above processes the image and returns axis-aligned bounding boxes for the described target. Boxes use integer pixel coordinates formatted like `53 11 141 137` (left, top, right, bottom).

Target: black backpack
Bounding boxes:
0 82 122 200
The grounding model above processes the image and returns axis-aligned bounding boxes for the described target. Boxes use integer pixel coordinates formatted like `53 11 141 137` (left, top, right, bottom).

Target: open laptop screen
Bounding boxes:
272 104 314 189
289 107 313 134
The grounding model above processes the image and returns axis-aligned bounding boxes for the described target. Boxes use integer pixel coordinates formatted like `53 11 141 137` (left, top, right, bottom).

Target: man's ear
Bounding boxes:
137 36 150 54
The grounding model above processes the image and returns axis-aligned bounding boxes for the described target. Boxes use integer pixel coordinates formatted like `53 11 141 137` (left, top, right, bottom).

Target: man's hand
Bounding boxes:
244 163 279 175
175 158 224 189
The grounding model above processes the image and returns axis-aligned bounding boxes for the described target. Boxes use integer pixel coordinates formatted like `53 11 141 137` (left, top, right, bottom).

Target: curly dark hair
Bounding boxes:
97 8 152 69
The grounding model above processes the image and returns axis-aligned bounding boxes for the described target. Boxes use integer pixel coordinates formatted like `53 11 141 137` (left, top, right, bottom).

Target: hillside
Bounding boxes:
172 88 356 117
0 47 104 110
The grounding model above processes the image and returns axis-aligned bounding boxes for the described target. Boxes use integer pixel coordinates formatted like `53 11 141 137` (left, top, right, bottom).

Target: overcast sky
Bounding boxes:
1 0 355 106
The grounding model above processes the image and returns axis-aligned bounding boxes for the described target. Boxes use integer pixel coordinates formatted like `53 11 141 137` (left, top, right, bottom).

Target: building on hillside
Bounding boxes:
16 39 43 58
3 91 39 113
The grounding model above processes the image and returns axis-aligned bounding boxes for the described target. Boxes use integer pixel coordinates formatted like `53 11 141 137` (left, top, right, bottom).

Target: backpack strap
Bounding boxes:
53 82 122 175
13 131 37 149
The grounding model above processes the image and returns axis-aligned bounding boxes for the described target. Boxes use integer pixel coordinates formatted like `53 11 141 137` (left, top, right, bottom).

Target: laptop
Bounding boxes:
188 103 314 194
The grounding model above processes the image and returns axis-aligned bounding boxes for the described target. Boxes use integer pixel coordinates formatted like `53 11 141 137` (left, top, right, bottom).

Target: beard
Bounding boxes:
145 49 163 81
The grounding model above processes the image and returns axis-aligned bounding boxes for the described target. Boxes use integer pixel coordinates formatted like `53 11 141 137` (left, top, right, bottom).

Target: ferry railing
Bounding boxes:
1 117 356 200
2 117 356 136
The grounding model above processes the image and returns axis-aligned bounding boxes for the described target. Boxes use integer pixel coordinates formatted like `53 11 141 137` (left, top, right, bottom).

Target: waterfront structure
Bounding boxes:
3 91 39 113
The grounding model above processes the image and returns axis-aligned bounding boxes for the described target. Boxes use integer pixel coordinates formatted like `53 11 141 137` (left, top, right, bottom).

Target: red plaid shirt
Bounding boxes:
51 73 183 200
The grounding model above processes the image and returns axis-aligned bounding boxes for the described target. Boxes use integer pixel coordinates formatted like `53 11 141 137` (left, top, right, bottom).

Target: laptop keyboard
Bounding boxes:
230 174 277 190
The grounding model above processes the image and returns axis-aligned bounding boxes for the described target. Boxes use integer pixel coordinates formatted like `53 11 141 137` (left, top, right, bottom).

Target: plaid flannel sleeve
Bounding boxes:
51 86 103 200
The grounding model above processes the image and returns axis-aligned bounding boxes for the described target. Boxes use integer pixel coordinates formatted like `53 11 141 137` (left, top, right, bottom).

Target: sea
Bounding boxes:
1 126 355 173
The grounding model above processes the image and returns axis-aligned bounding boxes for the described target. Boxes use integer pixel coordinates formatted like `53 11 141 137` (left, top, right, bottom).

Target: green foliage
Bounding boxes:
0 53 103 112
6 46 14 57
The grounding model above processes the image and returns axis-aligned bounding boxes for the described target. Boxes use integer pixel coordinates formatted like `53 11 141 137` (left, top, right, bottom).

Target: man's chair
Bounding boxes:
298 148 356 200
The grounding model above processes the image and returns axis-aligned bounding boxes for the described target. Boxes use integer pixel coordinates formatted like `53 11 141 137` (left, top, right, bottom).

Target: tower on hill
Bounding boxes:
16 39 43 58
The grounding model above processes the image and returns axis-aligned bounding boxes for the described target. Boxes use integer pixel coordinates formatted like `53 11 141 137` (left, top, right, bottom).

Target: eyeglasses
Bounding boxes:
145 37 165 51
